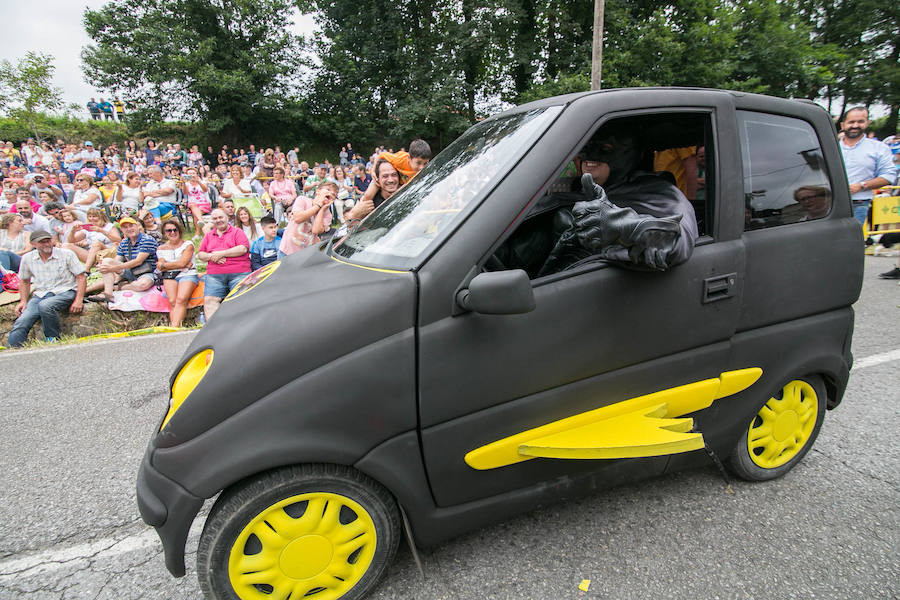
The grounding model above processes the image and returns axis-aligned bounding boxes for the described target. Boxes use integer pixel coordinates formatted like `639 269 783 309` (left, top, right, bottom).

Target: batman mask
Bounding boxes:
579 129 642 186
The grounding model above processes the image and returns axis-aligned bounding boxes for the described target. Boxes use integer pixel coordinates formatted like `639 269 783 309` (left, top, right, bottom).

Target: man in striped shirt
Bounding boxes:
8 230 86 347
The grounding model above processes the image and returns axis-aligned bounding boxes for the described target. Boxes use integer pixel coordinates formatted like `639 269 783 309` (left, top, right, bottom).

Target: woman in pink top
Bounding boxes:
181 167 212 233
268 166 297 225
278 181 337 256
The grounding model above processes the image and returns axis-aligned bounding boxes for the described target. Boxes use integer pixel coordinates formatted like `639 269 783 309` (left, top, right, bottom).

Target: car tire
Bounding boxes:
728 375 827 481
197 464 401 600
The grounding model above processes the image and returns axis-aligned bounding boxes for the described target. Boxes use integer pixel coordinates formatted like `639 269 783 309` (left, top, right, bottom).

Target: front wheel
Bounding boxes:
197 464 401 600
728 376 827 481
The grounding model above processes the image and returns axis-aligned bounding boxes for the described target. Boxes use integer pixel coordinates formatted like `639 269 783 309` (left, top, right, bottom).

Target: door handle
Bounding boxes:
703 273 736 303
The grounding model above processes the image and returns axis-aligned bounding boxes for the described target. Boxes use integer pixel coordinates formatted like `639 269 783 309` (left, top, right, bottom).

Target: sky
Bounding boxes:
1 0 316 117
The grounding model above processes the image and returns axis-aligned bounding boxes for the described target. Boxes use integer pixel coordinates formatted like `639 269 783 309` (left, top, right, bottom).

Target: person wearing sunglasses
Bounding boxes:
156 219 199 327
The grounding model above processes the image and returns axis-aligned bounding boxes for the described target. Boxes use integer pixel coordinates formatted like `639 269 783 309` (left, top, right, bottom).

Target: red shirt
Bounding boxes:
199 225 251 274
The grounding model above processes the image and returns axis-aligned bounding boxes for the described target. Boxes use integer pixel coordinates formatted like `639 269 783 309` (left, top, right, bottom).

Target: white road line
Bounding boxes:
0 329 197 358
853 348 900 370
0 521 203 582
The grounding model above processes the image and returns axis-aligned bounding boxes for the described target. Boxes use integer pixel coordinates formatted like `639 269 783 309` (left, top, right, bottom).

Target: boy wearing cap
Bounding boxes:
87 216 158 303
7 230 86 347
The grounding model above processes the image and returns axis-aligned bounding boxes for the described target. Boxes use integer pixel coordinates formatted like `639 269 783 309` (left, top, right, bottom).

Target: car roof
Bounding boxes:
491 87 825 121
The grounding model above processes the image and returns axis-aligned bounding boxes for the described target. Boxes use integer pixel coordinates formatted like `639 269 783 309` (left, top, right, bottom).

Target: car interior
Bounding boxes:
486 112 713 279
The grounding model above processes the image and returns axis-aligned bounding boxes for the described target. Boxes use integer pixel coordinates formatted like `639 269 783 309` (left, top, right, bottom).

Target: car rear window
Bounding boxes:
738 111 833 230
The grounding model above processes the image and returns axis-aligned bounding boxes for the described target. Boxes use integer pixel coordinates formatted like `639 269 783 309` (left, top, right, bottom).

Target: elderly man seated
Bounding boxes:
86 216 158 303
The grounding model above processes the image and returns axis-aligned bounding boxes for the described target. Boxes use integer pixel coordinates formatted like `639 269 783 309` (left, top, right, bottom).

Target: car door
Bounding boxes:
416 90 748 507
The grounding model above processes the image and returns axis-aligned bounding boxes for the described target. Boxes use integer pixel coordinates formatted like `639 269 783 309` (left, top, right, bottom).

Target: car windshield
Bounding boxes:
330 106 562 270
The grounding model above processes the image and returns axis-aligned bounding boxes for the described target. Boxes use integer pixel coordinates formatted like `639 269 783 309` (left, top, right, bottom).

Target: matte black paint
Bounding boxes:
136 88 863 578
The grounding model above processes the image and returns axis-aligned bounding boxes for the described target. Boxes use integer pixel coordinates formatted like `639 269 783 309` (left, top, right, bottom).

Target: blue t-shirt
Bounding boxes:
250 235 281 271
840 137 897 200
116 232 158 269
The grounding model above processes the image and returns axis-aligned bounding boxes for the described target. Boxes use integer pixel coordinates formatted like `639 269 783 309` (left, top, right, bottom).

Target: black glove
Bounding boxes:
573 173 682 270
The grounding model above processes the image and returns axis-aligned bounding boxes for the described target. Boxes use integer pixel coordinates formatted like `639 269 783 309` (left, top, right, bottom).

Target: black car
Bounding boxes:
137 88 863 600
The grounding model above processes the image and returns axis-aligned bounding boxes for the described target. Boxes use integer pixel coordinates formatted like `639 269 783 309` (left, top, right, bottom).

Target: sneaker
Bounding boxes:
878 267 900 279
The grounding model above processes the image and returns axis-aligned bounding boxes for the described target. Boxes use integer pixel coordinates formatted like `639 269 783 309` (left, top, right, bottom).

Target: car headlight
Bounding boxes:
161 349 214 430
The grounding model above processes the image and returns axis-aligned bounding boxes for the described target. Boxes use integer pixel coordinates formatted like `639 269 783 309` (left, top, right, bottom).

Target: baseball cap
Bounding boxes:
118 216 140 227
29 230 53 242
84 141 94 146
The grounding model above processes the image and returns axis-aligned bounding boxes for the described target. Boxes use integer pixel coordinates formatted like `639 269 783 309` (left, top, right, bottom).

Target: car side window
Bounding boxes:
486 112 712 279
738 111 832 230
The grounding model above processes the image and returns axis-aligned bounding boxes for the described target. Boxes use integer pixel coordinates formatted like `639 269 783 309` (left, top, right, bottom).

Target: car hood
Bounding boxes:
155 247 417 447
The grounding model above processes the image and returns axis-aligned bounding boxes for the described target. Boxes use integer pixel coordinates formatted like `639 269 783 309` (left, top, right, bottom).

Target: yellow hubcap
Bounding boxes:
229 492 377 600
747 380 818 469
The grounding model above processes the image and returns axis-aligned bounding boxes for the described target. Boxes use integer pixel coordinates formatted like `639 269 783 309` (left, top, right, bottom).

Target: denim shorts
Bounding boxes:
176 273 200 284
204 272 250 299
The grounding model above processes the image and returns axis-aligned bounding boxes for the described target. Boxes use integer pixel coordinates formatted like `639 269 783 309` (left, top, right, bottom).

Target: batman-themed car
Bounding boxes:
137 88 863 600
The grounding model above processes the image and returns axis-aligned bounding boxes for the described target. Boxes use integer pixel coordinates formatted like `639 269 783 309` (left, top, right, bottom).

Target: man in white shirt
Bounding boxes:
15 199 50 232
79 141 101 165
8 230 86 346
142 165 178 219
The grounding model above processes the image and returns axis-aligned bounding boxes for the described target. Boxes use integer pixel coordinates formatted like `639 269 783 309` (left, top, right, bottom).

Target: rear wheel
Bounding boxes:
728 376 826 481
198 464 401 600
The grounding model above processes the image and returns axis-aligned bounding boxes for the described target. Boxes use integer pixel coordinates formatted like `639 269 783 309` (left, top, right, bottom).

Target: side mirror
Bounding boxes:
456 270 536 315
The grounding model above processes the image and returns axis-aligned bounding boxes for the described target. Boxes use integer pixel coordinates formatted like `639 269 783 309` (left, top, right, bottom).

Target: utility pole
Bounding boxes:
591 0 605 90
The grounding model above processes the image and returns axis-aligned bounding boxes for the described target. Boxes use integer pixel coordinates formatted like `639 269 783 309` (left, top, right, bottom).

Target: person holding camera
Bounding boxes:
156 219 198 327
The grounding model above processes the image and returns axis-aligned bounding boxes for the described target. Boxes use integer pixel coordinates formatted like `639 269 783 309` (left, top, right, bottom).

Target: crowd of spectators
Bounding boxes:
0 136 432 343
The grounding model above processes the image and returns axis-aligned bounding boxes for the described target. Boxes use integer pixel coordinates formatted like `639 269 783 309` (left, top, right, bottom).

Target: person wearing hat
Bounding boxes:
87 216 158 303
539 125 699 274
7 230 86 347
79 142 101 166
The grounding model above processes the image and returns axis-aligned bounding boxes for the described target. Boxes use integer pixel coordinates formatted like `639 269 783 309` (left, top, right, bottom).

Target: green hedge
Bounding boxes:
0 113 127 146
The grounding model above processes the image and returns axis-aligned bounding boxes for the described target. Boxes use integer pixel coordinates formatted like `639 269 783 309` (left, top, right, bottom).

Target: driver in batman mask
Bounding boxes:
542 126 699 273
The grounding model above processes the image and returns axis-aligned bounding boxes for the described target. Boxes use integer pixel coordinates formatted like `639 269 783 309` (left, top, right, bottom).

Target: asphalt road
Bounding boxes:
0 256 897 600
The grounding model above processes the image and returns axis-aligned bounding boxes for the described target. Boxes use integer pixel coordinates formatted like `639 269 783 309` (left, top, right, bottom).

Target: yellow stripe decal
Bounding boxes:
464 368 762 470
329 255 407 274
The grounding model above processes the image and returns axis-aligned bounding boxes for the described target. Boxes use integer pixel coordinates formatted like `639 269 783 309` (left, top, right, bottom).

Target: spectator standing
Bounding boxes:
86 98 101 120
145 140 162 166
197 208 251 320
98 98 114 121
839 107 897 225
7 230 86 347
113 98 126 121
349 159 401 221
156 219 199 327
339 146 349 166
883 131 900 176
353 164 372 198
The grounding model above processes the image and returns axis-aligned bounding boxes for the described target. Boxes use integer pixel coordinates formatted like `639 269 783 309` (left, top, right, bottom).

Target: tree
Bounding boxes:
81 0 306 142
0 51 65 140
